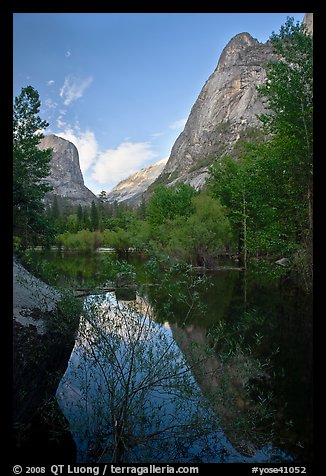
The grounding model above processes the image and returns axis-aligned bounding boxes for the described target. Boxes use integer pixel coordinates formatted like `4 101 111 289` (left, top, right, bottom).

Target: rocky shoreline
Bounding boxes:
13 258 78 462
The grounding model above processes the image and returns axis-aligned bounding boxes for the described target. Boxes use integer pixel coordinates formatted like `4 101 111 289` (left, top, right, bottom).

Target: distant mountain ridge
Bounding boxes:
105 158 168 206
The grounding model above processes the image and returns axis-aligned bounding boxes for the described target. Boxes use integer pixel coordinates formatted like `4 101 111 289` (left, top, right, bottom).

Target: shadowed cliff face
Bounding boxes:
39 134 97 206
155 32 274 189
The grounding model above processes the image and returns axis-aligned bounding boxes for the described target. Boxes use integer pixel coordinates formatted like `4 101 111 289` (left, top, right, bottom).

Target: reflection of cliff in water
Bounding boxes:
169 271 313 461
170 322 265 456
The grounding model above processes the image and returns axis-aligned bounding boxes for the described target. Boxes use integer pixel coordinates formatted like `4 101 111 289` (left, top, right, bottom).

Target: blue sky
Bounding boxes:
13 12 305 195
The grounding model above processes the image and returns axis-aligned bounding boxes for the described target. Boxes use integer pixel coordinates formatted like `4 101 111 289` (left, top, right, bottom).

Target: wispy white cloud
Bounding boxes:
56 117 67 129
169 118 187 130
151 131 164 138
47 80 55 86
59 75 93 106
65 50 71 58
92 142 157 186
45 98 57 110
56 126 99 173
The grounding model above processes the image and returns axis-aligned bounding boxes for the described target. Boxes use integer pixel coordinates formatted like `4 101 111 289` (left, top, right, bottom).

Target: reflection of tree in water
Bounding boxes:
57 293 233 463
52 254 311 462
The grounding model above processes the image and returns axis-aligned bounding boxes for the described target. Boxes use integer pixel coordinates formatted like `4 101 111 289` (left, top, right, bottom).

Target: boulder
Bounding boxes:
12 258 78 461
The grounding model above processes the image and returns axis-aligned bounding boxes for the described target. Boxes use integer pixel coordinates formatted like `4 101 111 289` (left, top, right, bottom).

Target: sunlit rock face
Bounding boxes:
39 134 97 206
303 13 313 34
154 14 313 191
105 158 168 206
156 32 274 189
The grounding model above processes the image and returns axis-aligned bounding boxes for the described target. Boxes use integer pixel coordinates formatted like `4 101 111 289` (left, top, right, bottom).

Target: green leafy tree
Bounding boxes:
258 17 313 260
102 227 132 258
147 183 196 226
208 156 251 266
167 193 232 265
13 85 54 247
188 193 232 262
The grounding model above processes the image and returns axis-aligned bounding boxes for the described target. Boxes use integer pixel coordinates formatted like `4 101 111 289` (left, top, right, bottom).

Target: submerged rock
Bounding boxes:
275 257 289 267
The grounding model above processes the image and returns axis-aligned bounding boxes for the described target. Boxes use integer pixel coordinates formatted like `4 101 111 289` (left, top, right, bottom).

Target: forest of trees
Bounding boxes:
13 18 313 287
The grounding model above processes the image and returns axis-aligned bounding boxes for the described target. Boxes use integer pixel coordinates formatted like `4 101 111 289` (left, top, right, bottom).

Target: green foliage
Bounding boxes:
257 16 313 270
48 289 83 339
13 85 54 247
56 229 102 253
143 257 209 324
208 156 244 228
258 17 312 149
127 219 153 251
98 190 108 202
165 194 232 265
102 228 132 254
101 255 136 283
147 183 197 226
17 250 60 286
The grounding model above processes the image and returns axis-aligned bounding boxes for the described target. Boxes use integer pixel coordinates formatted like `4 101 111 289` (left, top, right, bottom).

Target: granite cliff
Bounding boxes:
303 13 313 34
156 32 274 189
151 13 312 190
39 134 97 206
105 158 168 206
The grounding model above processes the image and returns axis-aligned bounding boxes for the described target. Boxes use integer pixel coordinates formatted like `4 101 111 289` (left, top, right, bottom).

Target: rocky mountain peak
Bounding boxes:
39 134 97 206
157 31 273 190
216 32 261 71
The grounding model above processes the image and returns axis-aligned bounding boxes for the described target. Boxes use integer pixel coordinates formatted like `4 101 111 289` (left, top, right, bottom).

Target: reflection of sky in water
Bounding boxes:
56 292 292 463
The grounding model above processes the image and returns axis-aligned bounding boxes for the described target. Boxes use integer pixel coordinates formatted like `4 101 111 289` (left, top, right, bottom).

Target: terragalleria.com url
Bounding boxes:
109 466 199 475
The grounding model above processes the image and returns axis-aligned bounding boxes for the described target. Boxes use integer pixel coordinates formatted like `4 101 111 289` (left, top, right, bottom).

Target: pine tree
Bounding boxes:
52 195 60 221
13 85 54 247
77 204 83 230
91 201 99 231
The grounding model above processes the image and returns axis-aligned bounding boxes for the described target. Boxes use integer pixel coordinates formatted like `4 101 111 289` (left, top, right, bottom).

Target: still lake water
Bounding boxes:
34 251 312 463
